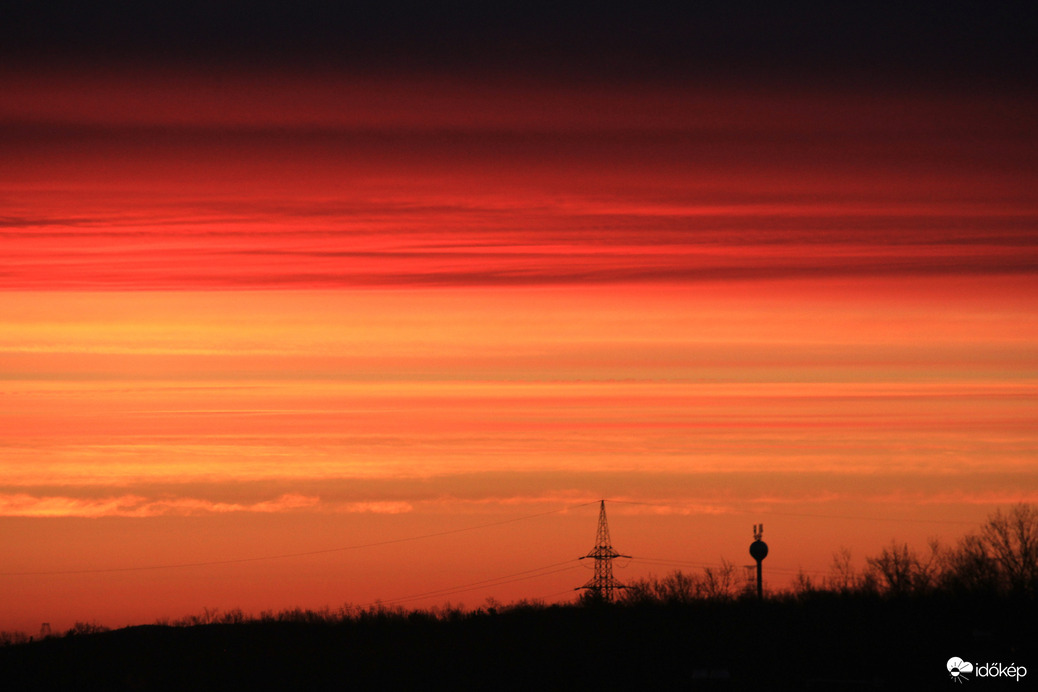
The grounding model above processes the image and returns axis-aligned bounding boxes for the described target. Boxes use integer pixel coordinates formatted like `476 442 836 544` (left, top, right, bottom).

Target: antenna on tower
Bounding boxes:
575 500 630 602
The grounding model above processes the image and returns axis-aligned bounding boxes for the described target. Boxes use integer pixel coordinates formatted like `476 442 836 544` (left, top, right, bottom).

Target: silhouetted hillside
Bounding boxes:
1 592 1033 691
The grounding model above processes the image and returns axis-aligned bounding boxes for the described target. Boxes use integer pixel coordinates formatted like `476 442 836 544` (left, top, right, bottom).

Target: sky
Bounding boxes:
1 2 1037 633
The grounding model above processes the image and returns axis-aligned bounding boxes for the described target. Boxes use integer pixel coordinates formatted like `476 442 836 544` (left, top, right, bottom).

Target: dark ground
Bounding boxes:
1 594 1033 690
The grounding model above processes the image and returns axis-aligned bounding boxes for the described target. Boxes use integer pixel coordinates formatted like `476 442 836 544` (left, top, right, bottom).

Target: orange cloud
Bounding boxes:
0 493 319 518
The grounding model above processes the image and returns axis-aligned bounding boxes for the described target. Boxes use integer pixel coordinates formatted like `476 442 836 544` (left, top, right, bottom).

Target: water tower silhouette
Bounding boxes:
749 524 768 599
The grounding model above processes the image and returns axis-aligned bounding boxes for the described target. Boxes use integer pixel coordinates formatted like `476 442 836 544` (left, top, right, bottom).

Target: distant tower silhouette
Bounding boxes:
749 523 769 599
576 500 630 601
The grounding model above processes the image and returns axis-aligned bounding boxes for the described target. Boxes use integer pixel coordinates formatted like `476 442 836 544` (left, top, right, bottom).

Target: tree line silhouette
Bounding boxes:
619 503 1038 604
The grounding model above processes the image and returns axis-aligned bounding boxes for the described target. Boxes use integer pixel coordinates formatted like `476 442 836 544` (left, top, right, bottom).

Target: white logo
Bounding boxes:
948 657 974 683
948 657 1028 683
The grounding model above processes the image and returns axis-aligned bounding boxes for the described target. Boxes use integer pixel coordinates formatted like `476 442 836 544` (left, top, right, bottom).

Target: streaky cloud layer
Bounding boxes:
1 55 1035 632
3 101 1035 290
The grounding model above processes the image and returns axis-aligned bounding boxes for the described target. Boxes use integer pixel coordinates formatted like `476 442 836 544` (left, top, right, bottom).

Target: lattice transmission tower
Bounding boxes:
576 500 630 601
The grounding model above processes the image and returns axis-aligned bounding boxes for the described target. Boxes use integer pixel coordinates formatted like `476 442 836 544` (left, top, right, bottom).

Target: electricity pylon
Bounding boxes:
576 500 630 602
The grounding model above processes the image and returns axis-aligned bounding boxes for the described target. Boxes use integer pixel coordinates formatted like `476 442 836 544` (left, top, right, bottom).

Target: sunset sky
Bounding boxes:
2 2 1037 633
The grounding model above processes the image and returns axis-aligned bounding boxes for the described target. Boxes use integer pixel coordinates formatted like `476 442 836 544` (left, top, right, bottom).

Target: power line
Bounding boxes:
0 501 599 577
629 556 728 570
367 560 581 607
630 556 828 576
375 552 828 609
